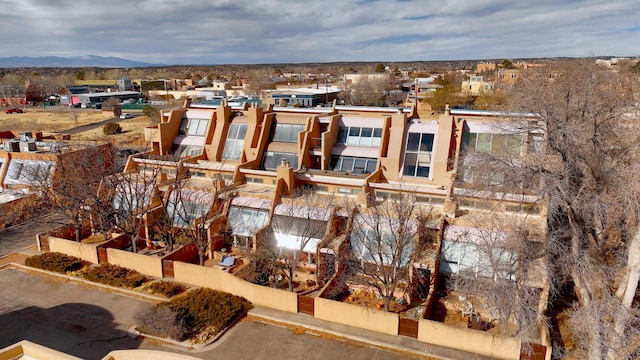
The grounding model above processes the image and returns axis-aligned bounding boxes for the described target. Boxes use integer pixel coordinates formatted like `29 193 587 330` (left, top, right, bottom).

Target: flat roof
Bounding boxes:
77 91 141 98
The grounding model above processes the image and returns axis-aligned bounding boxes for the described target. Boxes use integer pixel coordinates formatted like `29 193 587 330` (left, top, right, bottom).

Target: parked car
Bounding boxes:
116 148 140 157
120 113 133 119
4 108 23 114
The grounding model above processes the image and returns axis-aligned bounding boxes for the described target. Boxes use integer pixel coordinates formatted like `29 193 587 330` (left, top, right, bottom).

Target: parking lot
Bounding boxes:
0 267 416 360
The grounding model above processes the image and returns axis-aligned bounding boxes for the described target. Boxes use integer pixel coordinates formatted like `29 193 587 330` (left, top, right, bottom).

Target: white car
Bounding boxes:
120 113 133 119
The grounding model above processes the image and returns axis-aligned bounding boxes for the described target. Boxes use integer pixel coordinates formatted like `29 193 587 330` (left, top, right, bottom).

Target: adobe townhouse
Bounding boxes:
0 131 114 229
120 100 546 294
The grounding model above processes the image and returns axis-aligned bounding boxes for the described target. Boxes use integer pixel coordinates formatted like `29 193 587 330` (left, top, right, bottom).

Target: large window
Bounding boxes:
179 117 209 136
171 144 202 159
271 123 305 143
336 126 382 147
440 240 515 280
227 207 269 237
112 183 154 218
462 132 522 156
166 191 212 227
222 123 248 160
262 151 298 170
330 156 377 174
403 133 434 178
4 160 53 185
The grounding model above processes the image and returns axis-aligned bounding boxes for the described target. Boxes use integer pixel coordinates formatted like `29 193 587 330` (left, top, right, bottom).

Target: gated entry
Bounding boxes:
298 295 314 316
97 247 108 263
162 259 174 278
398 317 419 338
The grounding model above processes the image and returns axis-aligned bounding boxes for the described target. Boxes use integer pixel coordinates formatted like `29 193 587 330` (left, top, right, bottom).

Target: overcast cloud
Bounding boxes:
0 0 638 65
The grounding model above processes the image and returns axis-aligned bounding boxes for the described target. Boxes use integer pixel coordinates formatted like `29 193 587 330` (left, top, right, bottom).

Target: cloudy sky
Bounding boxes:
1 0 639 65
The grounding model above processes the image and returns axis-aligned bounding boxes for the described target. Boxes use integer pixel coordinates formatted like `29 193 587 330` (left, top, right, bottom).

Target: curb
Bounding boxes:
246 311 434 360
4 263 164 303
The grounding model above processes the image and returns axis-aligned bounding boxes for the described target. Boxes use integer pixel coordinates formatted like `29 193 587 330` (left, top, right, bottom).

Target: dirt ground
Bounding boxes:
0 107 152 148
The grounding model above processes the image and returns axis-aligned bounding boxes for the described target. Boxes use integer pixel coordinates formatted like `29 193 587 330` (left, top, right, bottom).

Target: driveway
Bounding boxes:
0 267 416 360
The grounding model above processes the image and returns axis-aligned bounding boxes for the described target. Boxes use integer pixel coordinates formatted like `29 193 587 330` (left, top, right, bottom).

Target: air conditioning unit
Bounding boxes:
19 141 36 152
4 141 20 152
19 132 33 141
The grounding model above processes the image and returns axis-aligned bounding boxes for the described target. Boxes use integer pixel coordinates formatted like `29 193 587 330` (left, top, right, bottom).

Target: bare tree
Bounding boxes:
29 143 116 242
166 175 228 265
243 68 275 96
496 59 640 359
99 166 162 253
445 211 547 340
341 76 389 106
268 188 334 291
347 192 434 311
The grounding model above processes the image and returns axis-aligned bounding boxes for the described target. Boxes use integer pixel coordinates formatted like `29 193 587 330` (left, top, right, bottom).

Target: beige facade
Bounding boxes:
461 76 494 95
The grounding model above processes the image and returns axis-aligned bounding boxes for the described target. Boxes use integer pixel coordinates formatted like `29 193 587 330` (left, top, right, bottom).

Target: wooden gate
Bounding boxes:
97 248 108 263
162 259 174 278
520 343 547 360
398 317 419 338
298 295 314 316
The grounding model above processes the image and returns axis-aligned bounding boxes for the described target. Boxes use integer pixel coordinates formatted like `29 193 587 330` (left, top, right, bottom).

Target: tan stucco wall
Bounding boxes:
418 318 521 360
106 248 163 279
0 341 82 360
431 116 456 184
49 236 100 264
173 261 298 313
102 349 202 360
314 297 399 336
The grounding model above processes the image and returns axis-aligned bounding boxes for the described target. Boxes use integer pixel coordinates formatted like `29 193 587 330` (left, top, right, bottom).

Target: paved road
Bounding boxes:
0 268 416 360
61 114 137 135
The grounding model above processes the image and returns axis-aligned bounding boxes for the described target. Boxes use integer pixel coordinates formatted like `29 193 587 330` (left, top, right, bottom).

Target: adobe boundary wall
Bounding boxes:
314 297 399 336
39 239 539 360
173 261 298 313
418 318 521 360
107 248 163 279
48 236 100 264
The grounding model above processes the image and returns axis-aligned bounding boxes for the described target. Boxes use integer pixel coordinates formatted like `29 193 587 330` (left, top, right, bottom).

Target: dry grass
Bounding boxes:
74 115 152 148
0 108 110 133
0 108 153 149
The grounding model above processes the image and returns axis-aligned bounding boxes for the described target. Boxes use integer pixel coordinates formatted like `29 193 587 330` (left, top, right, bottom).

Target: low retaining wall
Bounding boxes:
314 297 399 336
48 236 100 264
107 248 163 279
173 261 298 313
418 318 521 360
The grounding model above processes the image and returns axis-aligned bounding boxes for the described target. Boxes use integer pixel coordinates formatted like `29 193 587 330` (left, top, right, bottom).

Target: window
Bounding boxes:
172 144 202 158
271 123 305 143
4 160 53 185
330 156 377 174
112 183 154 218
403 133 434 178
336 126 382 147
178 117 209 136
222 123 248 160
166 193 211 227
227 207 269 237
262 151 298 170
462 132 522 156
439 240 516 280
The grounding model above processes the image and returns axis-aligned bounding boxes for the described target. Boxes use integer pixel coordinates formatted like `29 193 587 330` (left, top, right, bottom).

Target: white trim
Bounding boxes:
231 196 272 209
330 145 379 158
338 116 385 127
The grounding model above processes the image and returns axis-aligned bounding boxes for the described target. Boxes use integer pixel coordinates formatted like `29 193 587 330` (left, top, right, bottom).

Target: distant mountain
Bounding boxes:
0 55 163 68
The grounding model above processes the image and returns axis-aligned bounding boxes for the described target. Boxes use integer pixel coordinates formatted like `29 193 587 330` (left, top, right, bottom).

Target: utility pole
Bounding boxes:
325 75 329 104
